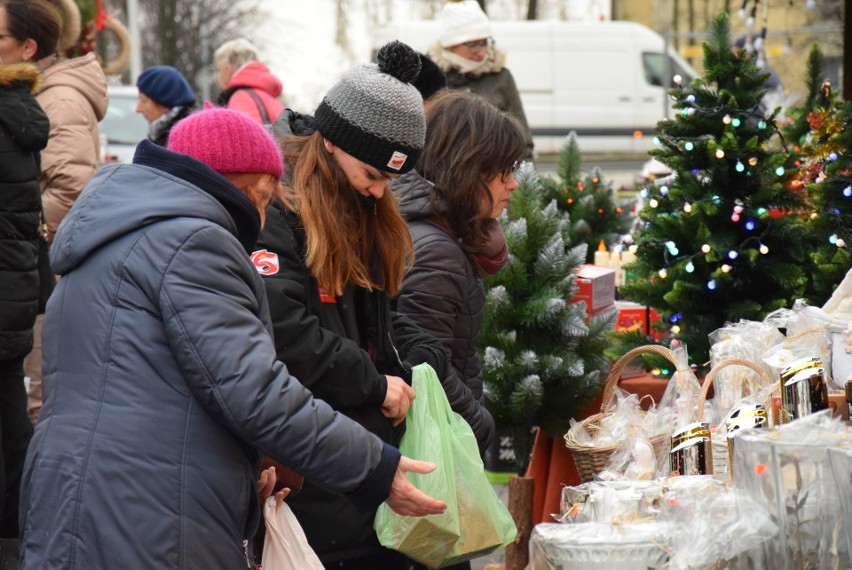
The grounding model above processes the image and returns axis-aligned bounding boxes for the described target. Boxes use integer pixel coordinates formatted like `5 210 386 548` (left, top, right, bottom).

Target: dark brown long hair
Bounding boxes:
1 0 60 61
281 132 413 297
416 90 527 257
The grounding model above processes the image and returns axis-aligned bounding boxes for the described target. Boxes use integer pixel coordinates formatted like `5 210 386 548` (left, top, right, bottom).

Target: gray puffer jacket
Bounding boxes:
393 171 495 453
20 141 398 569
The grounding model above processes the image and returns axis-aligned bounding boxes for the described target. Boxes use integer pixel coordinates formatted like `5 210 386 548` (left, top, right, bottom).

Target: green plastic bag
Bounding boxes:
374 363 517 568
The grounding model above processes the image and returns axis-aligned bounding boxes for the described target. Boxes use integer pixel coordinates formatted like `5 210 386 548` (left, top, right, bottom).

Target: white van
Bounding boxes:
371 20 698 154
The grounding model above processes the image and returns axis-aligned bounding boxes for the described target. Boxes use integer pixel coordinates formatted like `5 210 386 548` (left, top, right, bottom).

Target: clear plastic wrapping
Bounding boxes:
659 485 778 569
658 343 702 429
529 521 671 570
567 388 673 448
732 411 852 569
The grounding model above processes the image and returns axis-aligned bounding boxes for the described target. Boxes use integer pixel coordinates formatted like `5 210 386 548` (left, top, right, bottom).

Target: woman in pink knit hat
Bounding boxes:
18 105 445 570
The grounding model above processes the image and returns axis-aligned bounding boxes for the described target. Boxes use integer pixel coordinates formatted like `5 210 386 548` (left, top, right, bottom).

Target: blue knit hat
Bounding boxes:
137 66 196 108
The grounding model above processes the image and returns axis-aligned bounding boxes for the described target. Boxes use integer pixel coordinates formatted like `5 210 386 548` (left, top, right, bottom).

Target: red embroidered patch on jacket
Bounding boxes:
251 250 280 275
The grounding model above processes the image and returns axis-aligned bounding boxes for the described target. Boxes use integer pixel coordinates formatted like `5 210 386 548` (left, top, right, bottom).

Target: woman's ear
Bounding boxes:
21 38 39 62
322 138 335 154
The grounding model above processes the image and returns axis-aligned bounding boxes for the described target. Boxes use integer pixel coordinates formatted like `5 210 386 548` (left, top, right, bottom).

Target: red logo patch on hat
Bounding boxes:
251 249 280 275
387 151 408 171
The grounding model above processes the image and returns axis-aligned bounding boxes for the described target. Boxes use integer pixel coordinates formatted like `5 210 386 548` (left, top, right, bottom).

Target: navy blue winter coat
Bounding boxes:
19 141 399 569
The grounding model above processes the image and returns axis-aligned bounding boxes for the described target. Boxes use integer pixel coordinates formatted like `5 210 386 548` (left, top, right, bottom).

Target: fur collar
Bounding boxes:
0 62 41 92
427 41 506 77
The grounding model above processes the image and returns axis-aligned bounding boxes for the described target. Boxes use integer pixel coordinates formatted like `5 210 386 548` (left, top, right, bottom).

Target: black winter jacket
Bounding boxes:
253 201 451 564
392 171 496 453
0 63 49 360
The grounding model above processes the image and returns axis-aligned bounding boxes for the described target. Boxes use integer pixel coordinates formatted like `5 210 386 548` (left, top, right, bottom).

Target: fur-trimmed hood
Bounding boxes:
0 62 41 93
427 41 506 77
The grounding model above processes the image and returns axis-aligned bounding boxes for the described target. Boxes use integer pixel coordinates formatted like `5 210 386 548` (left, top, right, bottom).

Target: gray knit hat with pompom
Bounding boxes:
314 41 425 174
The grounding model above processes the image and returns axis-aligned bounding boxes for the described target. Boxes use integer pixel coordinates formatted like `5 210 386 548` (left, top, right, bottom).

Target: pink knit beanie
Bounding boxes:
167 103 283 180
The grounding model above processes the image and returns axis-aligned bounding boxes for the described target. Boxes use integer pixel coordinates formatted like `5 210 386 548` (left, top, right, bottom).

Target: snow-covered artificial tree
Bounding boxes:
480 164 613 473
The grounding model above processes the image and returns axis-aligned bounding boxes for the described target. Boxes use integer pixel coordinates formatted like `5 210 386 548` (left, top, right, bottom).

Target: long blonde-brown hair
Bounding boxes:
281 132 413 297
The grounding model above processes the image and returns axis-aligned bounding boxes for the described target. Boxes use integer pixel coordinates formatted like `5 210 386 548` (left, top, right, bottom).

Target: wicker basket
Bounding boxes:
694 358 777 476
695 358 777 423
564 345 676 483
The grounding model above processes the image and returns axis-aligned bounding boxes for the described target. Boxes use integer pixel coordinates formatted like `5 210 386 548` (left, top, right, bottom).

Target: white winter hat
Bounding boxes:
438 0 491 48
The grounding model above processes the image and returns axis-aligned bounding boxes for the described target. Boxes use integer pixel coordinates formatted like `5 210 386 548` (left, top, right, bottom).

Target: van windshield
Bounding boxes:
642 53 694 88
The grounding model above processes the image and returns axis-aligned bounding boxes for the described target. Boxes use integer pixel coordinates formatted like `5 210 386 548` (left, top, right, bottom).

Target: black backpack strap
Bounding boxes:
242 88 271 125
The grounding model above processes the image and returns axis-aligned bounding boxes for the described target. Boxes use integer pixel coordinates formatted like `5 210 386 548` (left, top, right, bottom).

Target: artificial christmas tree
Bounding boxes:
480 164 613 474
800 96 852 305
540 132 635 264
781 43 851 306
480 164 613 570
617 12 810 370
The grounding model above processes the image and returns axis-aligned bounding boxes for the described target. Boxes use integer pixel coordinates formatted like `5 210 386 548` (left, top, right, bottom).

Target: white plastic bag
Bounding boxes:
261 497 323 570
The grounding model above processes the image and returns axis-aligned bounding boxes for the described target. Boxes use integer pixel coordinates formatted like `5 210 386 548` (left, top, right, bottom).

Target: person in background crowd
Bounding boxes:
393 96 527 544
19 105 446 569
215 37 284 125
135 65 197 146
0 0 108 424
389 53 496 457
0 61 49 555
428 0 533 160
255 41 453 569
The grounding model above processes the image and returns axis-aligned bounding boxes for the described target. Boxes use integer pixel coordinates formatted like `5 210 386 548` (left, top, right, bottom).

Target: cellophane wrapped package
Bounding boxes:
731 411 852 569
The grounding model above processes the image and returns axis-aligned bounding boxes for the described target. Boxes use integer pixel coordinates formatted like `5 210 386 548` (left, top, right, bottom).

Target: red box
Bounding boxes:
615 300 663 340
571 265 616 317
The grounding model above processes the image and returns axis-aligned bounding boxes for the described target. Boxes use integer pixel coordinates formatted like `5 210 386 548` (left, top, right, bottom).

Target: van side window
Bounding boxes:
642 53 691 88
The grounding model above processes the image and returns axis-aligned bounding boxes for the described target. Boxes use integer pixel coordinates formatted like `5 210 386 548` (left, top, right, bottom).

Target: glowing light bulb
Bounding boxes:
684 142 694 151
759 244 769 254
749 157 758 166
736 161 745 172
728 250 738 260
685 262 695 273
701 244 711 253
757 207 767 215
838 239 846 248
653 137 661 145
723 115 732 125
629 245 638 254
745 220 755 231
707 279 717 290
649 199 659 208
687 108 696 117
733 205 743 214
721 264 731 273
671 325 682 334
810 212 818 220
828 152 838 161
652 368 661 376
843 186 852 197
640 189 649 198
686 95 695 103
716 149 725 159
683 202 692 213
829 234 838 245
731 117 741 127
758 120 767 129
659 268 668 278
673 74 682 85
660 185 669 195
775 166 785 176
731 214 740 222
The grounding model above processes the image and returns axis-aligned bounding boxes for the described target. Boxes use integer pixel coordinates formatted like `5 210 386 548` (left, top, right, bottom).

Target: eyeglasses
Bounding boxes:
500 160 519 183
461 38 493 52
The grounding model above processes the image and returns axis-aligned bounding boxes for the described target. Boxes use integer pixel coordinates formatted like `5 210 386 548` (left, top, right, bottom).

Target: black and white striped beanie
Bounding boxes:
314 41 425 174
